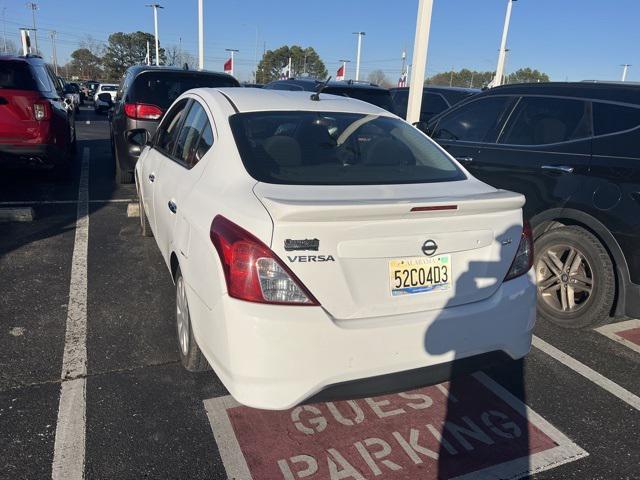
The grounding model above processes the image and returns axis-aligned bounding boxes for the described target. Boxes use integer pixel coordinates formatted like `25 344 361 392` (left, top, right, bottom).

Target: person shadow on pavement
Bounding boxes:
424 223 534 479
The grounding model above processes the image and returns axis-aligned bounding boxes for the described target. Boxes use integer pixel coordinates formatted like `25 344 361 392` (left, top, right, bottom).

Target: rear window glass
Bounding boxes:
229 111 465 185
593 102 640 136
0 61 37 90
324 87 395 113
391 90 450 119
100 85 118 91
131 72 239 109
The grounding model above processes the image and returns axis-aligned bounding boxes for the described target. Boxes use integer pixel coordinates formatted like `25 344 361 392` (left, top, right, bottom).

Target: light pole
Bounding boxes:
352 31 365 81
406 0 434 123
491 0 517 88
146 3 164 66
225 48 239 77
2 7 7 54
50 30 58 75
198 0 204 69
621 64 631 82
26 2 38 54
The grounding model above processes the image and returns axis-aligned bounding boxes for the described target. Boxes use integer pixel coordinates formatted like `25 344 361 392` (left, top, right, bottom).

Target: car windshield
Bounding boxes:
324 87 395 112
0 61 37 90
101 85 118 91
229 111 465 185
131 72 239 109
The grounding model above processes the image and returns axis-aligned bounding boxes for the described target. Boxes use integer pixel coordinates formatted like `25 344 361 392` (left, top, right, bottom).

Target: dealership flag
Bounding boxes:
336 64 345 81
224 57 233 75
398 71 407 87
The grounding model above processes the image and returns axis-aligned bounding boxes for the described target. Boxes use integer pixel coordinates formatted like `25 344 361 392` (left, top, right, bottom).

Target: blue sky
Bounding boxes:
3 0 639 83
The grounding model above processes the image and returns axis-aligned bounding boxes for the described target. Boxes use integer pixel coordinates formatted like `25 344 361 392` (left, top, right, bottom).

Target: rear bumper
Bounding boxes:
0 143 66 167
188 269 536 410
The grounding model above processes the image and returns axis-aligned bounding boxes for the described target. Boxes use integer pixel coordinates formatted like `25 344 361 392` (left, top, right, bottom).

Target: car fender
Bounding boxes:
530 207 630 316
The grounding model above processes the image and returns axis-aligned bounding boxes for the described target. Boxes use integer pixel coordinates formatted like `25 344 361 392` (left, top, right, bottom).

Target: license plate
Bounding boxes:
389 255 451 296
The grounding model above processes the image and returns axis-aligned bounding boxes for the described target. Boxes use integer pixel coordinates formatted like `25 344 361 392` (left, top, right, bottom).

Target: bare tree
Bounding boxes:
79 35 106 58
367 69 391 87
165 44 197 69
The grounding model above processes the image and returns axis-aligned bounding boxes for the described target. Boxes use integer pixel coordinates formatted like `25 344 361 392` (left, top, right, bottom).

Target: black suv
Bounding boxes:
264 78 395 113
109 66 239 183
426 82 640 328
390 85 479 121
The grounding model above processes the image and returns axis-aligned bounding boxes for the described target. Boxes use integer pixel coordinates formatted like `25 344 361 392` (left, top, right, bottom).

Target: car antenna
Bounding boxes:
310 76 332 101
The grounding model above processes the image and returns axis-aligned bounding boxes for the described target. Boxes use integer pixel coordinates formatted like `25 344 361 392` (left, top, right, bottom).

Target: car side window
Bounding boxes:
174 101 210 167
31 65 53 93
593 102 640 136
499 96 592 145
431 96 512 142
155 99 189 155
421 93 449 116
192 121 213 167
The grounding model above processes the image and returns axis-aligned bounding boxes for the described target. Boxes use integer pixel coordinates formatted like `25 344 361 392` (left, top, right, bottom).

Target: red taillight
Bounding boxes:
124 102 163 120
210 215 319 305
504 221 534 281
33 101 50 121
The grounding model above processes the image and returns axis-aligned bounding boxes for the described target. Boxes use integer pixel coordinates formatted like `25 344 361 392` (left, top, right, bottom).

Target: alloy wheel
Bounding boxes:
536 244 594 313
175 276 190 356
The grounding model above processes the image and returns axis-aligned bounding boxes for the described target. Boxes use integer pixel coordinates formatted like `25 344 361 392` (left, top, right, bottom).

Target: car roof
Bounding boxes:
266 78 388 91
201 88 393 115
125 64 236 80
0 54 45 64
478 81 640 104
390 85 480 94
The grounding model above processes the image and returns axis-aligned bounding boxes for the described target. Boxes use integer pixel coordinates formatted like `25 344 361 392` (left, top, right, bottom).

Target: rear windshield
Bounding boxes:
324 87 395 113
0 61 37 90
131 72 239 109
229 111 465 185
100 85 118 91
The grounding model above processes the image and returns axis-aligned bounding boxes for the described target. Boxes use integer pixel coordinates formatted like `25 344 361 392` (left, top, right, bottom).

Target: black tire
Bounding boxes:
534 225 615 329
174 267 209 372
138 192 153 237
114 146 134 184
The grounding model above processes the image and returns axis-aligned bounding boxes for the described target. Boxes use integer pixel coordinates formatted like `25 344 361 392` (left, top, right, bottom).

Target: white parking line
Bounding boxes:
51 146 89 480
596 319 640 354
532 335 640 411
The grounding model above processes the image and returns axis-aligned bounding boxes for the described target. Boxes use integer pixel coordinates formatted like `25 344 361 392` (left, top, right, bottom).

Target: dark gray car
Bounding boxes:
109 66 239 183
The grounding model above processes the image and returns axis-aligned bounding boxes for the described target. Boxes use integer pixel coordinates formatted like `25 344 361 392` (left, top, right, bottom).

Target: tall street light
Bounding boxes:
198 0 204 69
352 31 365 81
406 0 434 123
25 2 38 54
146 3 164 66
621 64 631 82
491 0 517 88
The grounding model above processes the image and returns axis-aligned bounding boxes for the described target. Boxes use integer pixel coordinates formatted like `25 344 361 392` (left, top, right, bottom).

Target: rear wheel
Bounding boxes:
534 225 614 328
114 146 134 184
175 267 209 372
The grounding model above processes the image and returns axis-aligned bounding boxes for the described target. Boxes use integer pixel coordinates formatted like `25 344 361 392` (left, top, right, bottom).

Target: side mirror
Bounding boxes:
412 121 430 134
97 92 113 104
127 129 150 147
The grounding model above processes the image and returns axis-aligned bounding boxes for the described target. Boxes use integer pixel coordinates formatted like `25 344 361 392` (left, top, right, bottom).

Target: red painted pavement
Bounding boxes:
617 327 640 346
225 375 558 479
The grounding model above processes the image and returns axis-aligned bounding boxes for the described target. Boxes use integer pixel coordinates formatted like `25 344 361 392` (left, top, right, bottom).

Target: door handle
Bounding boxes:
541 165 574 174
148 173 155 182
455 156 474 163
168 200 177 214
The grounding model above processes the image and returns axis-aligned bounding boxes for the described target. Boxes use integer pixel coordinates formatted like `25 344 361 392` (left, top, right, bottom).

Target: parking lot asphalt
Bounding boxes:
0 105 638 480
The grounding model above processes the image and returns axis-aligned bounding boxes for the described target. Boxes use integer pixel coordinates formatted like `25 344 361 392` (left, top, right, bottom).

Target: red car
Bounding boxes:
0 55 76 174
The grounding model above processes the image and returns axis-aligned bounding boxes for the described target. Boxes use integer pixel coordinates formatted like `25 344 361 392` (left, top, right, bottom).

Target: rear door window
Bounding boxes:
174 101 210 167
131 72 239 109
499 96 592 145
593 102 640 136
432 96 513 142
155 99 189 156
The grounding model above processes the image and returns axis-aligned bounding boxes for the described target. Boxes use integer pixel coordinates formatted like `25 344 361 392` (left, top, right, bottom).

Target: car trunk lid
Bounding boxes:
254 182 525 320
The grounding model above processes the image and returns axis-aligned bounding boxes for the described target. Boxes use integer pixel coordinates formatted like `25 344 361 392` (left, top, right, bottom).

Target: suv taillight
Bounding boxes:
124 102 163 120
504 221 534 281
210 215 319 305
33 101 50 121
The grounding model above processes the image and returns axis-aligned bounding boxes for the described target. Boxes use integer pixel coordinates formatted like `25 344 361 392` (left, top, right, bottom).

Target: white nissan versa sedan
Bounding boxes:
134 88 536 410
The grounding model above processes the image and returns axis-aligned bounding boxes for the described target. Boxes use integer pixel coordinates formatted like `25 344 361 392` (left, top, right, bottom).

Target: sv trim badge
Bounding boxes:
422 240 438 256
284 238 320 252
